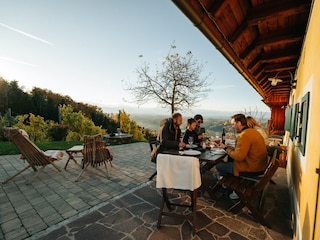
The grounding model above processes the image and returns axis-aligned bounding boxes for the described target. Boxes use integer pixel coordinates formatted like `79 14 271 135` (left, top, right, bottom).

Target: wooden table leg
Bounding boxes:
64 151 78 170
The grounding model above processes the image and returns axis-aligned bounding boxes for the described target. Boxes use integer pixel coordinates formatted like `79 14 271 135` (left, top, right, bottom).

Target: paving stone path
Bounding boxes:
0 142 292 240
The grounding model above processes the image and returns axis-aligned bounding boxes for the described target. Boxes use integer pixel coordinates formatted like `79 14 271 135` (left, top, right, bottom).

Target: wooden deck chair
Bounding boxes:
2 127 63 185
75 134 113 182
213 149 279 228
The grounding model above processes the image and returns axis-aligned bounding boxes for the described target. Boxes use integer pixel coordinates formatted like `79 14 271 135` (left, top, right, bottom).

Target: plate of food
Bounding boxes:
210 148 226 155
183 149 201 156
186 144 198 149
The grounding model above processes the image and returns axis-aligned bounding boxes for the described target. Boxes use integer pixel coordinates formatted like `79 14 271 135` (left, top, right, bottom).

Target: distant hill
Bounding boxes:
102 105 270 132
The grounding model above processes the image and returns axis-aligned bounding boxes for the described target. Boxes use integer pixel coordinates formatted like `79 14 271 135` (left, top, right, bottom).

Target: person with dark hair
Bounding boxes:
194 114 205 141
159 112 186 151
215 113 268 199
182 118 201 145
194 114 204 133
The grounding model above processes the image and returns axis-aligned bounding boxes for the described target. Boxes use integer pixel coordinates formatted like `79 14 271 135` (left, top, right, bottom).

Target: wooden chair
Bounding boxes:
156 153 201 235
76 134 113 182
148 136 158 180
213 149 279 228
2 127 63 185
148 119 167 180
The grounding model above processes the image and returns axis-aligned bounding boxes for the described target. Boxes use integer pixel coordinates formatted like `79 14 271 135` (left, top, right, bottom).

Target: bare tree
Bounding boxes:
243 106 269 127
124 44 212 114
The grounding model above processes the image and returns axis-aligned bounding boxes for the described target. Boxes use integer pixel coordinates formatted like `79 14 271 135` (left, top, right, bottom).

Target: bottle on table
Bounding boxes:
222 128 226 144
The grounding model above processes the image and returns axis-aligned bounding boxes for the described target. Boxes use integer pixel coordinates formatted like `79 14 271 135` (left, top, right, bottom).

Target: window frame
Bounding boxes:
297 92 310 156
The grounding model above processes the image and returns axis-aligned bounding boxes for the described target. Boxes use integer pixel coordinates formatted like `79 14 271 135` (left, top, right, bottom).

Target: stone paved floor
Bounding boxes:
0 142 293 240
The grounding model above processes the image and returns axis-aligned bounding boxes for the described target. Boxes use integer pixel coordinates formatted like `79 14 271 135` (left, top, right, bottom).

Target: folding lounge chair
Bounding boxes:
2 127 63 185
75 134 113 182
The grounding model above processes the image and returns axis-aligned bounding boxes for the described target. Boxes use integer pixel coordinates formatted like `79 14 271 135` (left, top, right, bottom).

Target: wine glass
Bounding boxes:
188 137 194 146
214 135 221 145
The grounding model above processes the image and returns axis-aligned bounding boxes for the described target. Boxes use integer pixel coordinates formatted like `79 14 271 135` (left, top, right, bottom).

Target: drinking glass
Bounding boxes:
188 137 194 145
210 142 215 150
214 135 221 145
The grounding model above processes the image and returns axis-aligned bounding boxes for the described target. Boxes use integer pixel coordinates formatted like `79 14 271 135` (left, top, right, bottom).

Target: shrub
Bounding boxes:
48 124 69 141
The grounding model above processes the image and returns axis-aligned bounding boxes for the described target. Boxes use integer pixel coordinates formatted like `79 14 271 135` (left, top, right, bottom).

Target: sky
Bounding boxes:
0 0 270 117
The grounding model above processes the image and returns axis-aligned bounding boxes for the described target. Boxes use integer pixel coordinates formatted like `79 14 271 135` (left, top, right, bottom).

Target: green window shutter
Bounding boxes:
298 92 310 156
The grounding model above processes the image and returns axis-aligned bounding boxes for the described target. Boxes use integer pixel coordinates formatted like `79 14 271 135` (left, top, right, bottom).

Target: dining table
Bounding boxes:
162 146 227 200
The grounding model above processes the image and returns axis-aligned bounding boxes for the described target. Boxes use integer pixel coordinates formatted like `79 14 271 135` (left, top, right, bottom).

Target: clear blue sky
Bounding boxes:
0 0 270 116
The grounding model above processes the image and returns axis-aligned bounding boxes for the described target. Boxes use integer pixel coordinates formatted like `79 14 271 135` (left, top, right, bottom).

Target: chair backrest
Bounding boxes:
157 118 169 143
83 134 98 165
3 127 51 167
254 149 279 192
266 145 282 159
83 134 112 166
149 118 167 162
148 136 158 152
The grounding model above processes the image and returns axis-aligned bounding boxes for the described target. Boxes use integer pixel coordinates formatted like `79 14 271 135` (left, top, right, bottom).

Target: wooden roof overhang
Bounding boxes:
172 0 312 108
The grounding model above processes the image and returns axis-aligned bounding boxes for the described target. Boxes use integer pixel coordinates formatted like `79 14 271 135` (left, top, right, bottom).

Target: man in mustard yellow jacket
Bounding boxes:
216 113 268 199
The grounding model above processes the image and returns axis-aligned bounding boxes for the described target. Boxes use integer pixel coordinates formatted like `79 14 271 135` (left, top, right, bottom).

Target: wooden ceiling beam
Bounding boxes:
207 0 226 16
253 65 264 76
261 50 299 63
264 62 296 73
256 73 267 83
262 79 271 89
256 71 267 82
266 89 291 98
247 53 261 70
256 31 303 48
239 30 302 60
247 1 311 26
228 20 248 44
239 39 257 59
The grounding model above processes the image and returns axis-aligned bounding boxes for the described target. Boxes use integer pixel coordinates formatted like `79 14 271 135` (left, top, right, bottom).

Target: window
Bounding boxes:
290 103 299 140
284 106 292 132
297 92 310 156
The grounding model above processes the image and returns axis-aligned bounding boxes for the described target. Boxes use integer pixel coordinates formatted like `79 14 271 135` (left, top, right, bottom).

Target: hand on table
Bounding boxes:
217 143 225 149
179 142 186 148
217 143 234 150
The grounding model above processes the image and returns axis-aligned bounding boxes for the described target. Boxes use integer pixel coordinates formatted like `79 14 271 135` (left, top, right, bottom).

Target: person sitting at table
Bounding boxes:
216 113 268 199
246 116 269 144
159 112 186 152
182 118 202 145
194 114 205 141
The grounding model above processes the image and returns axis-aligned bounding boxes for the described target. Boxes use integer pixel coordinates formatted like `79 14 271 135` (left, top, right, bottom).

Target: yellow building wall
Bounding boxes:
288 1 320 239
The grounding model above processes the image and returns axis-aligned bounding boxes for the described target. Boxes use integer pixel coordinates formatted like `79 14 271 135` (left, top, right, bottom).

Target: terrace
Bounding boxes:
0 142 292 239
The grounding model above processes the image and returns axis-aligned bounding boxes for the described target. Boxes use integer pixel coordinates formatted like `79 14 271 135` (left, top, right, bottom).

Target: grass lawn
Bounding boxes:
0 139 143 155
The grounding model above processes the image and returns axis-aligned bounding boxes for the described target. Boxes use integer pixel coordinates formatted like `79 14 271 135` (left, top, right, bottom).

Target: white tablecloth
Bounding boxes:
156 153 201 191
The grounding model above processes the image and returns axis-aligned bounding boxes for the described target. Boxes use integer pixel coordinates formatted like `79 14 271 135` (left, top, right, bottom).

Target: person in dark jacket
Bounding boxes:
183 118 201 145
159 112 186 152
194 114 205 141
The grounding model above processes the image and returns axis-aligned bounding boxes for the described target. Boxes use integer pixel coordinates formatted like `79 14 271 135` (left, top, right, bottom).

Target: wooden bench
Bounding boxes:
212 149 279 228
